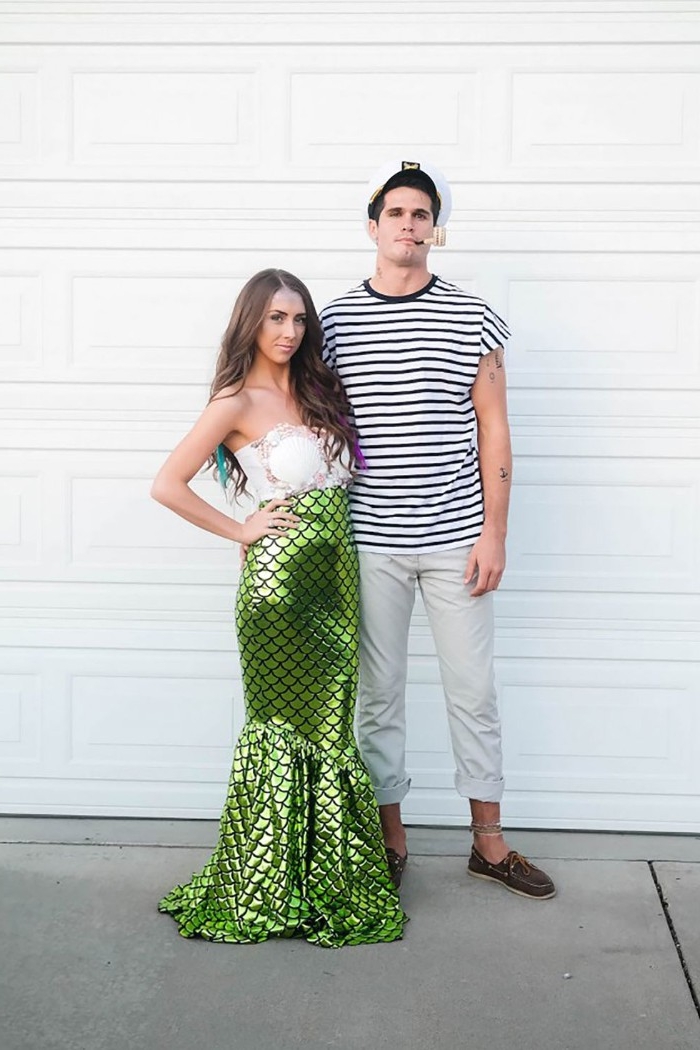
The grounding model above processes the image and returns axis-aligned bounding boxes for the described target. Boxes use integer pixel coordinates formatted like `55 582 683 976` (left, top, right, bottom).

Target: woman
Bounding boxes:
151 269 405 947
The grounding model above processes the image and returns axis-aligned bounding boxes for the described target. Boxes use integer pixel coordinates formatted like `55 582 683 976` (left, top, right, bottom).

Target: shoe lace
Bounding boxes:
508 851 532 874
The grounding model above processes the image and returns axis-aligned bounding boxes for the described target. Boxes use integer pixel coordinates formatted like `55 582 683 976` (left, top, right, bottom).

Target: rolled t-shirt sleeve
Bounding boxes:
480 303 510 355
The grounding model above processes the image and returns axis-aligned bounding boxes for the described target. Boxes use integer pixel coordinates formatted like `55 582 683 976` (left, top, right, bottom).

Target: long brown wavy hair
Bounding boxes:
208 268 357 496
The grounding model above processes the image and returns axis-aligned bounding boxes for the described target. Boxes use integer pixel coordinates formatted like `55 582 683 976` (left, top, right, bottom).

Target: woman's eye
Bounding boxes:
295 316 306 325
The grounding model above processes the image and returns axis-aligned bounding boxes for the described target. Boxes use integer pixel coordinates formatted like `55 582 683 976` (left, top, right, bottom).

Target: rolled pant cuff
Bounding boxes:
374 778 411 806
455 773 504 803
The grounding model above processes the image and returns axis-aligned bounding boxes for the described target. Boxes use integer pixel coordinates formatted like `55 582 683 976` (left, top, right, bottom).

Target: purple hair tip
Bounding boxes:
354 441 367 470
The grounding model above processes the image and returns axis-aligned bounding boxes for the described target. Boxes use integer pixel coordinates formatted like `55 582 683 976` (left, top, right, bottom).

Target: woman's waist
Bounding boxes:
249 471 352 505
256 483 351 511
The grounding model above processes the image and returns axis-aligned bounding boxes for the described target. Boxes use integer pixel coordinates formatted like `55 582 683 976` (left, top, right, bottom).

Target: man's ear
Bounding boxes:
368 218 379 242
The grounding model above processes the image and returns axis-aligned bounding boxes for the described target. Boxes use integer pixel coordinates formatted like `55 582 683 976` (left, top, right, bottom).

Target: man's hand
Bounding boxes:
464 531 506 596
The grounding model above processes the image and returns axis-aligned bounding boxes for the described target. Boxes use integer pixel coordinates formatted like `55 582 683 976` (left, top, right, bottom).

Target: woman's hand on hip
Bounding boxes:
238 499 300 546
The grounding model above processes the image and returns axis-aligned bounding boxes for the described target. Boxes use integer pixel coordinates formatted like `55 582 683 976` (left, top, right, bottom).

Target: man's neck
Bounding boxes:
368 262 432 298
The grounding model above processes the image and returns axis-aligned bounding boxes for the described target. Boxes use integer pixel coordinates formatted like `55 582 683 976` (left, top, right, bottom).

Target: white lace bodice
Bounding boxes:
234 423 353 500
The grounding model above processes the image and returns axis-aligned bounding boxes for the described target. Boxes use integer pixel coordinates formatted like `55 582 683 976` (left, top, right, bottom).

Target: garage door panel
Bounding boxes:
0 70 39 167
511 71 699 168
69 474 232 570
505 260 700 390
499 658 699 801
71 274 236 376
0 673 41 765
72 70 259 170
65 470 239 583
0 650 243 794
69 672 236 771
289 70 479 167
508 277 698 373
0 474 41 566
0 273 42 366
0 51 263 181
509 460 700 592
0 451 238 583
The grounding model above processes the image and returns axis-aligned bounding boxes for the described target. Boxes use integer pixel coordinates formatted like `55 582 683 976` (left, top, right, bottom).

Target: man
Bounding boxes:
320 159 555 900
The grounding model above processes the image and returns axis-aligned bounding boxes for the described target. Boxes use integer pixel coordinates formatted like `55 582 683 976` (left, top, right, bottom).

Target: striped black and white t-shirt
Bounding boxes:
320 275 510 554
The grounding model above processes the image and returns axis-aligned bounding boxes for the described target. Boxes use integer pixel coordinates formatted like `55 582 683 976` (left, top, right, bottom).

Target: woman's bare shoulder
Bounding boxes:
208 384 250 418
210 382 247 403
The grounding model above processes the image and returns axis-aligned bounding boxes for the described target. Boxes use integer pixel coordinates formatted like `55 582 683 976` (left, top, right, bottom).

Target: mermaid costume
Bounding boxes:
158 424 406 947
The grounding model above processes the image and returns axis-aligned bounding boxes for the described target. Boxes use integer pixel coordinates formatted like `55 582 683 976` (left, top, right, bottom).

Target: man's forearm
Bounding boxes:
477 422 512 538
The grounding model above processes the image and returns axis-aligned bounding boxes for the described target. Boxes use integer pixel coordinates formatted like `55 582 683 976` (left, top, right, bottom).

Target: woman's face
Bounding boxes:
255 289 307 365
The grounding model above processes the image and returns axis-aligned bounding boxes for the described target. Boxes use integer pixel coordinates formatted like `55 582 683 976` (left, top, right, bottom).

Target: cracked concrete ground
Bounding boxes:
0 820 698 1050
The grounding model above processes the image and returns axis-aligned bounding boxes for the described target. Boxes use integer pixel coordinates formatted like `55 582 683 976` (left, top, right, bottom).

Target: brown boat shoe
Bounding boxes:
386 847 408 889
467 846 556 900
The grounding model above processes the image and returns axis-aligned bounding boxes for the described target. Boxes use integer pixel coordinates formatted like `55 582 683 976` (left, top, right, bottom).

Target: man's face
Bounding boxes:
368 186 434 268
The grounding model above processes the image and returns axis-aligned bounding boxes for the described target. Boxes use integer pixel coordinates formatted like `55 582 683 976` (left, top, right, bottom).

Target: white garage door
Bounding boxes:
1 3 698 831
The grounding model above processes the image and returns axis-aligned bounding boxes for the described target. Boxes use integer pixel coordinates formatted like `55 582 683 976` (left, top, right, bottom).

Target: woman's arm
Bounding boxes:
151 397 298 545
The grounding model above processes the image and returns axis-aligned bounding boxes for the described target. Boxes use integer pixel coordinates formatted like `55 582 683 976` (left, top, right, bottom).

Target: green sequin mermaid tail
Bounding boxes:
158 487 406 947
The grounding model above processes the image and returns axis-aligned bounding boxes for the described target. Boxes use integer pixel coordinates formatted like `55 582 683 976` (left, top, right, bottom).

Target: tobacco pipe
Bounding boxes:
413 227 446 247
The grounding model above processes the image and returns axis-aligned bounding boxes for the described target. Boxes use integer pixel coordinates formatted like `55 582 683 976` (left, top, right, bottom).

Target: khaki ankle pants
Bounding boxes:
357 546 505 806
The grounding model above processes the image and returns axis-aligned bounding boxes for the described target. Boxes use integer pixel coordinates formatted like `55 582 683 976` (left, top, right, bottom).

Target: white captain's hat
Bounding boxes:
365 158 452 229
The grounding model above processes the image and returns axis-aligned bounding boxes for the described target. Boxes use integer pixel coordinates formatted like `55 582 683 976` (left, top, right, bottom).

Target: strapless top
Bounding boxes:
233 423 353 500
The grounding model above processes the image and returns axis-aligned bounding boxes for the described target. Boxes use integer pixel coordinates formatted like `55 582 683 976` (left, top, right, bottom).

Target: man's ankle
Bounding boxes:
379 803 407 856
472 833 508 865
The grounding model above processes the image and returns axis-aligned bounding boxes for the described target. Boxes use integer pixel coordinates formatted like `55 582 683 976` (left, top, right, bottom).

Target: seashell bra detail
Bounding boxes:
234 423 353 500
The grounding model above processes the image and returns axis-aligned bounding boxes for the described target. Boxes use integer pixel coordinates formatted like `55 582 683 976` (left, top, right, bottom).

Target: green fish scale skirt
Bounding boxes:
158 486 406 947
